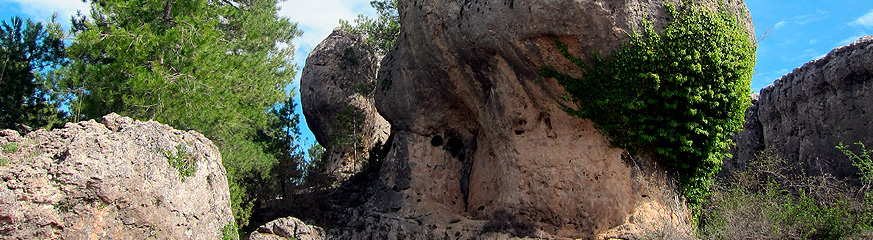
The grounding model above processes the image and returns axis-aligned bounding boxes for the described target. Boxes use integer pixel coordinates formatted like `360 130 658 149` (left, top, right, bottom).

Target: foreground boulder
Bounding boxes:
301 27 391 181
0 114 233 239
248 217 325 240
728 36 873 180
296 0 755 239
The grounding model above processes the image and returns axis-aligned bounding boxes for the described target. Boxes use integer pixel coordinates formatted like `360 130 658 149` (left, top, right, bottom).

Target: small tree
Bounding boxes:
340 0 400 53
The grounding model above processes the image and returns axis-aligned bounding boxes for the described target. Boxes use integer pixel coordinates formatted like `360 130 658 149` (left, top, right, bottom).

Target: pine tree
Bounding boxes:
0 16 67 130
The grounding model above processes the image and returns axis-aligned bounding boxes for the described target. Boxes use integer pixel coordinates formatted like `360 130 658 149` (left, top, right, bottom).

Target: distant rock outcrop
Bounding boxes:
301 27 391 181
0 113 233 239
728 36 873 180
314 0 752 239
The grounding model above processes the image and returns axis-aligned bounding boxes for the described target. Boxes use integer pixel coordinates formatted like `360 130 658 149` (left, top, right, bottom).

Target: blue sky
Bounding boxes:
1 0 871 149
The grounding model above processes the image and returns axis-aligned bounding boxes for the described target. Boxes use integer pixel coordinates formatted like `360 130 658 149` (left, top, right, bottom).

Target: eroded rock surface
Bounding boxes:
0 113 233 239
301 27 391 181
728 36 873 180
317 0 754 239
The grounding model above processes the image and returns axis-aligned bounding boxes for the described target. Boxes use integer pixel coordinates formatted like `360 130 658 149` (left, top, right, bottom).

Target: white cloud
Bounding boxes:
280 0 374 56
773 21 787 30
279 0 376 86
851 9 873 28
3 0 89 22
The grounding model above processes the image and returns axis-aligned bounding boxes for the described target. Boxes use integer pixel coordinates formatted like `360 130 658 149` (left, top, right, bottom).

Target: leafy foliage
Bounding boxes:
64 0 303 229
837 142 873 196
541 1 755 210
340 0 400 53
0 16 68 130
221 221 239 240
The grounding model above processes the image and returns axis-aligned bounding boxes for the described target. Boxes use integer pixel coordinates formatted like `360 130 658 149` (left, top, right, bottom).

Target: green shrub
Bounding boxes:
837 142 873 197
164 144 198 181
221 221 239 240
701 182 867 239
700 148 873 239
2 142 19 153
0 158 7 166
540 1 755 211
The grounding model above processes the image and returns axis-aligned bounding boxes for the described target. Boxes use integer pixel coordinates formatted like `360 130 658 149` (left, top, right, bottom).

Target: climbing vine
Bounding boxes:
541 1 755 212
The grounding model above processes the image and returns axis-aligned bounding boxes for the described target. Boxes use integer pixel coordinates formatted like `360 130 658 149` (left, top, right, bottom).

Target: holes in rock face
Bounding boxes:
514 119 527 135
446 137 464 158
478 205 485 211
431 135 444 146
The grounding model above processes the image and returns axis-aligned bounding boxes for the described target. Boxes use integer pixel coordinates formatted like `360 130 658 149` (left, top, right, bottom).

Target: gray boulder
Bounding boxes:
0 113 233 239
248 217 325 240
301 27 391 181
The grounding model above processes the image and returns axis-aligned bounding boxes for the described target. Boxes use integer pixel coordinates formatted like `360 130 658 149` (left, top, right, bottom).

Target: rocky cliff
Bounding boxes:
728 36 873 181
0 114 233 239
294 0 755 239
301 27 391 181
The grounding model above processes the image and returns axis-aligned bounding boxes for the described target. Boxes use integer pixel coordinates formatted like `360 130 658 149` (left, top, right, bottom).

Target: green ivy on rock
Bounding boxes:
541 1 755 214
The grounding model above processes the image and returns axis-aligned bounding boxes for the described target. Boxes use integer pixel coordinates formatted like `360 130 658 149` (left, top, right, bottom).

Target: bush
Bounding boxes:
837 142 873 197
541 1 755 212
2 142 19 153
700 148 873 239
163 144 198 181
221 221 239 240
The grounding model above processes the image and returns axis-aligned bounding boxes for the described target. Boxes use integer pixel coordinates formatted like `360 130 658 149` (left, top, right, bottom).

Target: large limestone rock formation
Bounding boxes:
0 114 233 239
301 27 391 181
728 36 873 180
311 0 754 239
